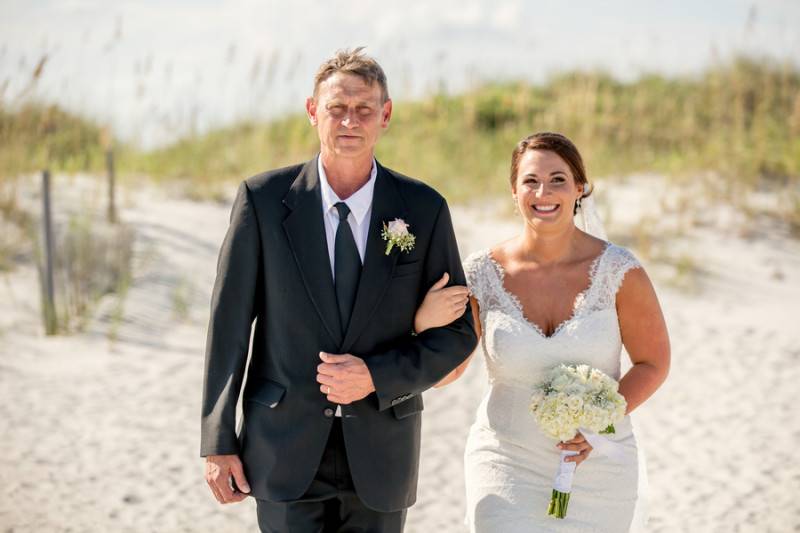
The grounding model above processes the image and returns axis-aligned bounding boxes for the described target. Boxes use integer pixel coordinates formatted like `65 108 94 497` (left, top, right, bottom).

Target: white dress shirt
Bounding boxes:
318 155 377 277
318 155 377 416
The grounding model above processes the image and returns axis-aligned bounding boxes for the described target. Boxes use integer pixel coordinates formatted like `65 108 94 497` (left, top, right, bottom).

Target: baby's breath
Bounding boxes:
381 220 416 255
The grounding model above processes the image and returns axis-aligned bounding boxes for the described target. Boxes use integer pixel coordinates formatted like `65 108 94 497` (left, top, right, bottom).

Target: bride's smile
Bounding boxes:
531 204 559 213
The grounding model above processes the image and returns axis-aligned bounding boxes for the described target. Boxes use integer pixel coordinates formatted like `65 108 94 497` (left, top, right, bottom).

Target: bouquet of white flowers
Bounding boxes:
529 364 627 519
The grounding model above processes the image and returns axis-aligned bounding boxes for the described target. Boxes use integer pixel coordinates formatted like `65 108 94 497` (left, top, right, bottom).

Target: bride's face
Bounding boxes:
513 149 583 231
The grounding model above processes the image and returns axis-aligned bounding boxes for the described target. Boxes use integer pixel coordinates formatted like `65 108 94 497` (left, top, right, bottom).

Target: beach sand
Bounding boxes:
1 173 798 532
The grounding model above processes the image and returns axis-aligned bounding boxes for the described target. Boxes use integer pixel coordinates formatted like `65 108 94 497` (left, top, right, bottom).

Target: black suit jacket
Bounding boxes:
200 156 478 512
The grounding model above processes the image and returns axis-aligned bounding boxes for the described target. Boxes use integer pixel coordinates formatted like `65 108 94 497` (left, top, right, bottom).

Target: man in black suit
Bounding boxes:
201 47 477 532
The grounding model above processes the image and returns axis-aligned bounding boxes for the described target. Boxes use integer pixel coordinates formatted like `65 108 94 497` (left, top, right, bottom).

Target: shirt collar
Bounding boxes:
318 155 377 226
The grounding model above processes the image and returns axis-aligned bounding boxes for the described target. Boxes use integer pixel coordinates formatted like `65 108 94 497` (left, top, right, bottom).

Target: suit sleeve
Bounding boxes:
365 198 478 411
200 181 262 456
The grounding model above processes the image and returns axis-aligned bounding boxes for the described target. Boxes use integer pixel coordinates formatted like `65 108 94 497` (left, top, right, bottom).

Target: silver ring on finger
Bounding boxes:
326 386 331 394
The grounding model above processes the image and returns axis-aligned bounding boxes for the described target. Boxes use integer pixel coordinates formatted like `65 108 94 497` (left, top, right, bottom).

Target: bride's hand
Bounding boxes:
558 432 593 466
413 273 470 334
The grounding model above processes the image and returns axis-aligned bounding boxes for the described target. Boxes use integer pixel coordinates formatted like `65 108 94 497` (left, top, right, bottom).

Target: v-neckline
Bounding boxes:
486 242 611 339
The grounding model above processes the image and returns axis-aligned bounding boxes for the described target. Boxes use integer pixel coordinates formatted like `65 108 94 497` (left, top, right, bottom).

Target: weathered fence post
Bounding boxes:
41 169 57 335
106 148 116 223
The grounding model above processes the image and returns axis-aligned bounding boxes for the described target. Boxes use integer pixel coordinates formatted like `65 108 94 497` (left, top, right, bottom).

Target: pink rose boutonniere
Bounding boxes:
381 218 415 255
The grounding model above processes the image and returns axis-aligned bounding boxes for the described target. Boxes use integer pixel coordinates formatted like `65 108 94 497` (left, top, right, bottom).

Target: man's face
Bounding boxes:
306 72 392 160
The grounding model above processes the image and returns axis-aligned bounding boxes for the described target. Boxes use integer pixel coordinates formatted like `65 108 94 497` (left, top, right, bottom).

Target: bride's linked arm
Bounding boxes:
413 279 482 387
616 266 671 413
435 297 481 387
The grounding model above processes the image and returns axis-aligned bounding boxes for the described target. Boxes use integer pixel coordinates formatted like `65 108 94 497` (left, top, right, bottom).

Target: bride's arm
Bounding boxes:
616 267 671 414
413 272 470 334
434 296 482 388
412 275 481 387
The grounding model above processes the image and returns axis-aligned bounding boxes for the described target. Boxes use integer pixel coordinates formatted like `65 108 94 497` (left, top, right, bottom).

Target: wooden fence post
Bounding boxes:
106 148 116 223
41 169 57 335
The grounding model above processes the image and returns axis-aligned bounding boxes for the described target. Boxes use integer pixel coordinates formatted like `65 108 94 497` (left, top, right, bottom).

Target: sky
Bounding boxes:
1 0 798 148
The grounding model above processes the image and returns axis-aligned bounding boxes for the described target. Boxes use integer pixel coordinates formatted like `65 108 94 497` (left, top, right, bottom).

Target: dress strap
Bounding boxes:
463 250 492 308
584 244 643 312
463 249 510 315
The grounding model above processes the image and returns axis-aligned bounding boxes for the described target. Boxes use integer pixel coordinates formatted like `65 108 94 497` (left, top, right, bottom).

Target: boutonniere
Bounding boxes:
381 218 416 255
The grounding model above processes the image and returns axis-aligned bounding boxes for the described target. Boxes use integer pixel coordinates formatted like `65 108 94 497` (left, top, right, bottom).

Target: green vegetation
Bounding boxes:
53 213 135 333
0 102 106 180
106 274 131 344
121 56 800 202
0 193 35 271
1 56 798 205
0 100 107 276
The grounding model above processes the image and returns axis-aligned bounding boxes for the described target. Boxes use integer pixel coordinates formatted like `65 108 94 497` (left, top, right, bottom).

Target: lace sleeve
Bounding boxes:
463 250 492 309
588 244 644 312
605 245 643 298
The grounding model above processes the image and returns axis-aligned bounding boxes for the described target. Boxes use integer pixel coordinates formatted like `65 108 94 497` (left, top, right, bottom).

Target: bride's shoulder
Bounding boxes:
603 242 642 270
462 248 492 274
463 241 513 276
597 243 646 297
462 248 502 297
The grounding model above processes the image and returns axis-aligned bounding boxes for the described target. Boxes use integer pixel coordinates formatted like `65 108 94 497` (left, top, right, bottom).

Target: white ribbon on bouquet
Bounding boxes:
552 428 627 492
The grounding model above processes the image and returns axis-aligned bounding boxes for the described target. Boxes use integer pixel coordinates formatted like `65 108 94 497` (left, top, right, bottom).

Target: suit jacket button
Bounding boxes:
323 408 334 418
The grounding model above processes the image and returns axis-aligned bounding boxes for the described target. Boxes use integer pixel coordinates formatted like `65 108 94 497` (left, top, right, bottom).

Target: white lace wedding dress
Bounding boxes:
463 242 648 533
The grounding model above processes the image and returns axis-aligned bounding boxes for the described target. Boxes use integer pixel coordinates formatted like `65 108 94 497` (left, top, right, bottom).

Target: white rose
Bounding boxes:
567 395 583 413
388 219 409 236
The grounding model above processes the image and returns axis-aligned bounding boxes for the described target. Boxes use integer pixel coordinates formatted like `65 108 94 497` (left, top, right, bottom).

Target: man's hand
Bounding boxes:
205 454 251 504
317 352 376 404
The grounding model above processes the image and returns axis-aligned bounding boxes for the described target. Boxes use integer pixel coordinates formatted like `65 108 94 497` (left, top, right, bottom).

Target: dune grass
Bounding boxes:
0 101 127 332
0 102 106 181
1 55 798 212
119 56 800 204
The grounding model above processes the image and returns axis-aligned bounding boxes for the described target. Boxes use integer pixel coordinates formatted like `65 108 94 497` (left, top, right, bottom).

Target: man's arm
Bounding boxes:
365 198 478 411
200 181 262 456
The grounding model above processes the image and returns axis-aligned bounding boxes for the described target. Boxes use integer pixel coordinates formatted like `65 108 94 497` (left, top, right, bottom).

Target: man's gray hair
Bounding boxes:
313 47 389 102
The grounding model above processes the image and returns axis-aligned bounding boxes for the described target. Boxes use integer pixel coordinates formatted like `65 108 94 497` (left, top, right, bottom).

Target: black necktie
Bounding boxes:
334 202 361 335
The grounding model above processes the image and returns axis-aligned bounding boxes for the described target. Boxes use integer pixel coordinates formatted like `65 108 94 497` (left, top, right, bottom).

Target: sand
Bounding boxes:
1 172 798 532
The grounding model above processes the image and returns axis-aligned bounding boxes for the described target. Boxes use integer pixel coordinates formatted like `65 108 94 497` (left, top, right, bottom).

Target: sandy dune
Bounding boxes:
1 173 798 532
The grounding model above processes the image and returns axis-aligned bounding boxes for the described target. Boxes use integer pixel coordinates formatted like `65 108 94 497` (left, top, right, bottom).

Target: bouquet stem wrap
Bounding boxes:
547 430 627 519
548 450 578 518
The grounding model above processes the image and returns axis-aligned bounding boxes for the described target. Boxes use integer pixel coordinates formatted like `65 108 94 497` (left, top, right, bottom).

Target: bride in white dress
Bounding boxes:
413 132 670 532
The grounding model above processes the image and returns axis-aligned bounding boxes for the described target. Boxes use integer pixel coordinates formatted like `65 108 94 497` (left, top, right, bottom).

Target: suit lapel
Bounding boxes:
282 158 343 347
341 164 408 352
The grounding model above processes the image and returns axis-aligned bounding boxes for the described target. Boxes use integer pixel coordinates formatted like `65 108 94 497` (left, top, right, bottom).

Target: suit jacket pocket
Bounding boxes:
393 260 422 278
392 394 424 419
245 378 286 408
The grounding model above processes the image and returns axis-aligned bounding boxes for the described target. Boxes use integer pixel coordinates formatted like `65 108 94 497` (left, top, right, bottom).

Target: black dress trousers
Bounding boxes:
255 419 406 533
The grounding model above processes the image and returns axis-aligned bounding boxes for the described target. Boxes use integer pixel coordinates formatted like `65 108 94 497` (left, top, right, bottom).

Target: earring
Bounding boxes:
512 196 520 215
573 198 582 216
